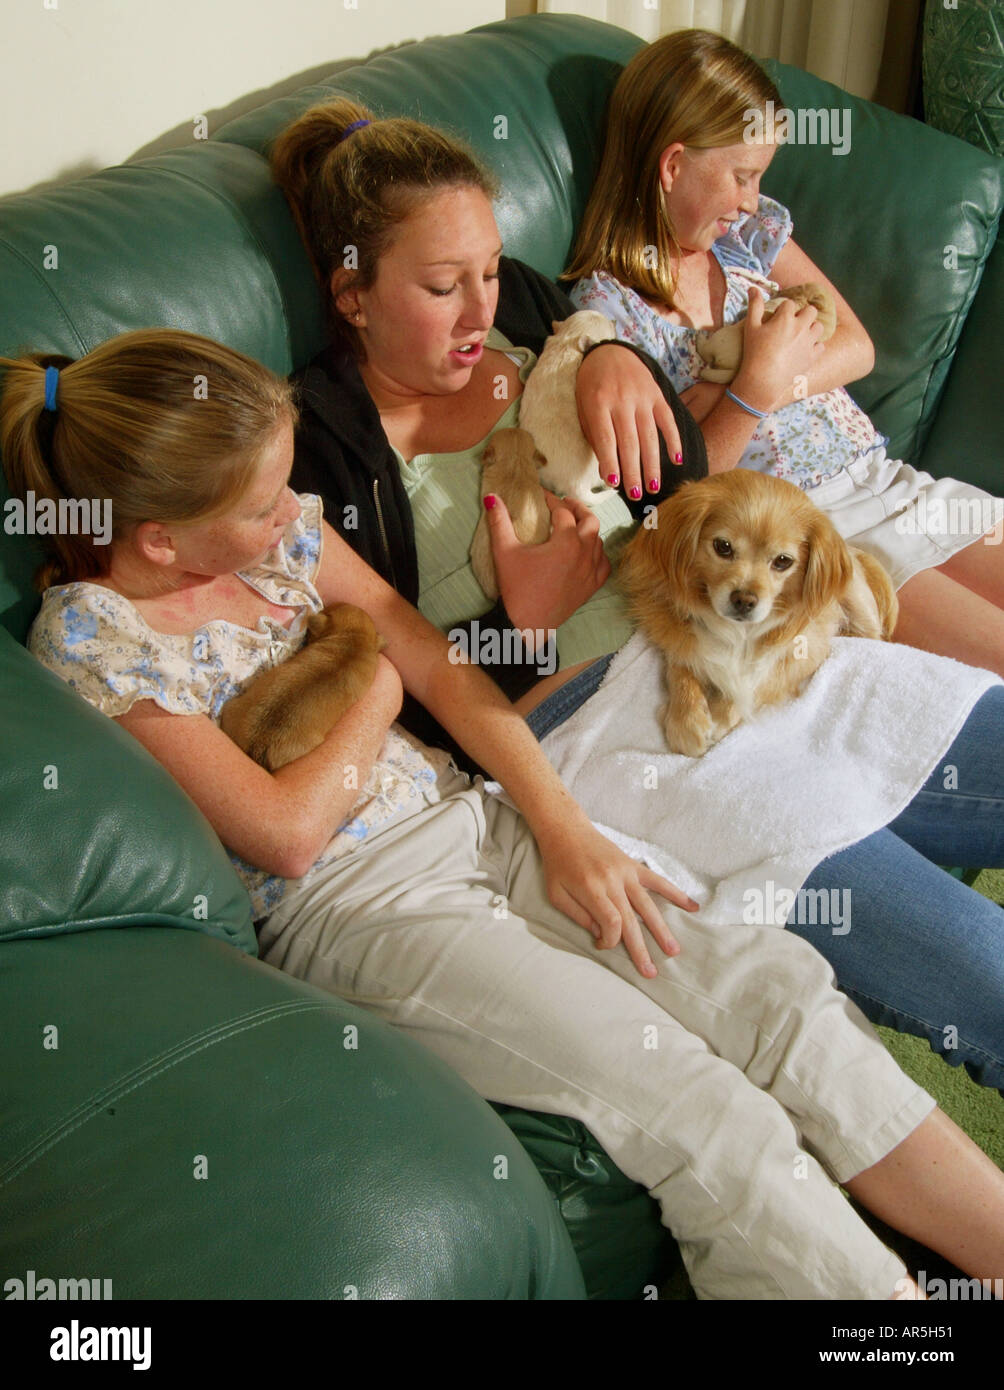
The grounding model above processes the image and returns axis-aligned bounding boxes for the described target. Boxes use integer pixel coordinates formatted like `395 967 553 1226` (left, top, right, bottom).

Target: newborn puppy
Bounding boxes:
695 283 837 383
619 470 897 757
518 310 616 504
220 603 385 771
470 427 551 600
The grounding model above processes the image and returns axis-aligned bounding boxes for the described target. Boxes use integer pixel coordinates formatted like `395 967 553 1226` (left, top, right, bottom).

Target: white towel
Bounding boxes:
535 633 1000 926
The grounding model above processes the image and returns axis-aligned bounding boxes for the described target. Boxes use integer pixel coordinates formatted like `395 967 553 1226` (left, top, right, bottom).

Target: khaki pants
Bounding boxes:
258 771 933 1300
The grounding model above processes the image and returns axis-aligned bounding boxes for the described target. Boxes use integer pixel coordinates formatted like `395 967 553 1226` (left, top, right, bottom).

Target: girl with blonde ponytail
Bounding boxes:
1 331 291 590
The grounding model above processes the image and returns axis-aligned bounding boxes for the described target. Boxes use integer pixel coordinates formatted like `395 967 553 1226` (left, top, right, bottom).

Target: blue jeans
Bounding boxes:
527 668 1004 1093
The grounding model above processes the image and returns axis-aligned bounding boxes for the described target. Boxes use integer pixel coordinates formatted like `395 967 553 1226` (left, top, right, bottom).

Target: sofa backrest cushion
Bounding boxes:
758 58 1004 466
212 15 643 283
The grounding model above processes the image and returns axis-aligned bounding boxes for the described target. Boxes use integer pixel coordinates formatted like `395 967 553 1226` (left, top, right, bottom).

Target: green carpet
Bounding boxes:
879 867 1003 1170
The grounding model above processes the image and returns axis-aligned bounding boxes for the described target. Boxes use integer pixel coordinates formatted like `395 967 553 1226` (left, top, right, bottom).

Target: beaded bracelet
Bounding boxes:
725 388 769 419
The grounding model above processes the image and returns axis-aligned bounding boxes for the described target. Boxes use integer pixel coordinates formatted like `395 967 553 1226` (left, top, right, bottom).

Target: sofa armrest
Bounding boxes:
0 624 256 954
918 232 1004 493
0 927 585 1299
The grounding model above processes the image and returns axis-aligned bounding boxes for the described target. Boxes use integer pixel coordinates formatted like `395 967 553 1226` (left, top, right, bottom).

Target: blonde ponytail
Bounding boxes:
0 329 295 590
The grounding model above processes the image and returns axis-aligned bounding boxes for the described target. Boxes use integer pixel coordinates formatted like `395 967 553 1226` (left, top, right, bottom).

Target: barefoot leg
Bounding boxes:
845 1107 1004 1287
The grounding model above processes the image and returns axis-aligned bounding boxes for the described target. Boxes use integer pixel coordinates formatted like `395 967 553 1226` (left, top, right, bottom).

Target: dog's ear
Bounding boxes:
802 509 853 616
619 483 709 608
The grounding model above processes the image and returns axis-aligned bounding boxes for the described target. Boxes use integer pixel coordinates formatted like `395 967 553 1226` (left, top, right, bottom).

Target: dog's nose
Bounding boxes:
729 589 758 617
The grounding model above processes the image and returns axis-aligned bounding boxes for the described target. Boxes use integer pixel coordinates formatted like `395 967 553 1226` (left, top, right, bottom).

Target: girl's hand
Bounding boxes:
534 819 698 978
486 491 610 632
733 288 826 413
680 380 727 425
575 342 683 500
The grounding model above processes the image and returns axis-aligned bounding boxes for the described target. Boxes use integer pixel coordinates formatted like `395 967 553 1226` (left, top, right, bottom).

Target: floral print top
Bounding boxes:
28 493 450 920
571 195 887 489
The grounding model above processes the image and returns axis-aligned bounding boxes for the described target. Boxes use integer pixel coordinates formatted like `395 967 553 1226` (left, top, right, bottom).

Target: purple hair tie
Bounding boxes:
43 366 59 412
340 119 371 142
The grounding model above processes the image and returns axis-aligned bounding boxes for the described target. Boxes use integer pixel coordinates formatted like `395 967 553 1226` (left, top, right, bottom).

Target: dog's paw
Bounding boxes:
663 704 713 758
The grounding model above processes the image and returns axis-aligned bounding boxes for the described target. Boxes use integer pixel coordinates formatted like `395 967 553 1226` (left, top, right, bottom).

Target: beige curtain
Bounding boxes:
524 0 921 108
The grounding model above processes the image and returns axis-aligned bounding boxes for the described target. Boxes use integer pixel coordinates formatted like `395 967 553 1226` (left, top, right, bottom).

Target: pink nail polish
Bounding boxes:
483 494 496 510
648 477 660 492
629 485 642 500
674 451 683 464
606 473 620 486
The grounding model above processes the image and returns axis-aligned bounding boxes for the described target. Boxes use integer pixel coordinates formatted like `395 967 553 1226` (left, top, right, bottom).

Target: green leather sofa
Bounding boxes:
1 15 1001 1302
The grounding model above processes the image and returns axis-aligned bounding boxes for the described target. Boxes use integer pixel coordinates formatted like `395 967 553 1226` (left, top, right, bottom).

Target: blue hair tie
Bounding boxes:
340 119 371 142
43 366 59 412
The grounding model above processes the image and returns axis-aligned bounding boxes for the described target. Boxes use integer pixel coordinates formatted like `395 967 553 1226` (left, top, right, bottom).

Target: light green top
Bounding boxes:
395 327 637 670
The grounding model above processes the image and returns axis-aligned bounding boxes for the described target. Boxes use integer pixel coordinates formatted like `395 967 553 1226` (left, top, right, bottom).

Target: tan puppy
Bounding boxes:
470 427 551 600
518 310 615 504
619 470 898 757
695 282 837 383
219 603 385 771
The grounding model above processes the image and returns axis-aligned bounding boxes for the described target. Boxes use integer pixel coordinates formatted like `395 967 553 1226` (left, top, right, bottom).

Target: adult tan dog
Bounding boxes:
219 603 384 770
619 471 898 756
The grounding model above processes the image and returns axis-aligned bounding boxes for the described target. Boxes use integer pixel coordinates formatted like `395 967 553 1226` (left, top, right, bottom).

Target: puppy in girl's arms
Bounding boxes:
517 310 617 504
220 603 384 770
469 427 551 600
619 470 898 756
695 282 837 383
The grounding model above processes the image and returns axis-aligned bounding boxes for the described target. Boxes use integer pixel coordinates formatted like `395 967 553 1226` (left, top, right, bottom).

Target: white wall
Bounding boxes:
0 0 504 198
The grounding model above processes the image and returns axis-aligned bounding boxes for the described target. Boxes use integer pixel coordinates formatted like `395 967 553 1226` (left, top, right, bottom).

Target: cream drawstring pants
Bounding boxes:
257 770 933 1300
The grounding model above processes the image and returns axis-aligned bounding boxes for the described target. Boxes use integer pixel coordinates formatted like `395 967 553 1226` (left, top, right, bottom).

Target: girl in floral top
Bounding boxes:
5 326 1004 1300
567 28 1003 677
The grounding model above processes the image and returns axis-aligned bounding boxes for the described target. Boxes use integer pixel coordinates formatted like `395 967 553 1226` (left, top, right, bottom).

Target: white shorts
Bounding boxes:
257 766 934 1299
804 447 1003 589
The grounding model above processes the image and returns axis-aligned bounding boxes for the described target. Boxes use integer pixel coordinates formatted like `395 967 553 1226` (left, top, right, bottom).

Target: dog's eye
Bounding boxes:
712 538 733 558
772 554 795 571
